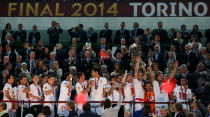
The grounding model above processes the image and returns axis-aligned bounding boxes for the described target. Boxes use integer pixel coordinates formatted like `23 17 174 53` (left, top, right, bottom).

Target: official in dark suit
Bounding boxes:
100 22 112 44
87 27 98 44
19 42 31 62
2 33 15 50
68 24 87 44
114 22 130 45
28 25 40 45
1 23 13 44
63 50 80 73
14 24 27 43
190 25 203 43
47 21 63 47
152 21 168 47
95 38 110 55
131 22 144 44
79 103 98 117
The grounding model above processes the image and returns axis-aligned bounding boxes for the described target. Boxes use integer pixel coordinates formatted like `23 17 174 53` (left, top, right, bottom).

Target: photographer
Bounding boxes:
47 21 63 48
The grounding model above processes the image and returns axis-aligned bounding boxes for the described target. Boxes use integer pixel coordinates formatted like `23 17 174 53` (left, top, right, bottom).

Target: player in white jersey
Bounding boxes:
3 74 15 115
173 77 192 111
17 75 30 116
133 57 145 117
121 70 134 115
149 59 179 116
89 67 108 115
57 73 73 117
43 74 58 117
29 74 43 117
76 72 91 115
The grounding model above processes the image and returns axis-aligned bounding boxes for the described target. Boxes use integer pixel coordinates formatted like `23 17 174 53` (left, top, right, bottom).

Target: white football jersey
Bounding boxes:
58 80 72 101
43 83 56 101
17 85 29 108
133 79 144 111
29 83 42 106
3 83 13 112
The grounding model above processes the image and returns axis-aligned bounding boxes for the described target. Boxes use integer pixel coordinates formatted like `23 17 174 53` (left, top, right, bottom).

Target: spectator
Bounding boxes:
2 33 15 50
87 27 97 44
180 24 190 45
100 22 112 44
79 103 98 117
131 22 144 43
190 100 203 117
14 24 27 44
47 21 63 47
37 113 45 117
174 103 186 117
66 100 78 117
0 102 9 117
152 21 168 49
114 22 130 45
29 25 40 45
1 23 13 44
190 25 203 43
68 24 87 43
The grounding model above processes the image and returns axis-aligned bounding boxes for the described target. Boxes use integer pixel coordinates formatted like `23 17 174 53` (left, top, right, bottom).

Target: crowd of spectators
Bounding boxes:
0 20 210 117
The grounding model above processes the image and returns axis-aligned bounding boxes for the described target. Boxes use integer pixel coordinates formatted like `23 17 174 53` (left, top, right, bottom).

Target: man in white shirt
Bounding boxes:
89 67 108 115
57 72 73 117
17 75 30 116
3 74 15 115
29 74 43 117
76 72 91 115
173 77 192 111
43 75 58 117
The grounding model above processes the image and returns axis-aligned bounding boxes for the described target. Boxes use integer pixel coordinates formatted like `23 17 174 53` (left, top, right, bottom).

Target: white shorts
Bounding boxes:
6 102 12 112
57 103 69 117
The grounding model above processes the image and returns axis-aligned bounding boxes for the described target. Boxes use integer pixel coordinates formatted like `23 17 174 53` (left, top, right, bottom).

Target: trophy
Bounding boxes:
129 43 140 57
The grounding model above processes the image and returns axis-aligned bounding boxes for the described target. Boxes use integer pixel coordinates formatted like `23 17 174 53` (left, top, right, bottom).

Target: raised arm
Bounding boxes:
169 61 179 81
121 70 128 84
134 56 141 79
148 59 155 82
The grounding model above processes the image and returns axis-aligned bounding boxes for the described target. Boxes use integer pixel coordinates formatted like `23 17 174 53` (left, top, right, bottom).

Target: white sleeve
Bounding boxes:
153 80 160 98
187 89 192 100
3 84 9 93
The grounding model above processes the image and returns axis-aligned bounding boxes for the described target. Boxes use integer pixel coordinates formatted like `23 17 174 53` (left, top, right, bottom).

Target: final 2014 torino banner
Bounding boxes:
0 0 209 17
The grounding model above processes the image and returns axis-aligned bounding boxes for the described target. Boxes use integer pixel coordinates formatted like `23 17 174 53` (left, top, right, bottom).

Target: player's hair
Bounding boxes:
63 72 70 80
41 106 51 116
91 66 100 74
6 74 13 82
66 100 75 110
0 103 7 110
48 74 55 79
77 72 83 80
104 98 112 109
175 103 183 111
19 74 27 81
32 74 39 79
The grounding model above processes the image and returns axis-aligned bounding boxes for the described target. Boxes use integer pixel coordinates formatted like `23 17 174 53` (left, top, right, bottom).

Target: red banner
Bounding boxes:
0 0 209 17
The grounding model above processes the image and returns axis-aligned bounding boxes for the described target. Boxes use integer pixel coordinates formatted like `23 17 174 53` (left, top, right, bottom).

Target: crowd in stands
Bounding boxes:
0 20 210 117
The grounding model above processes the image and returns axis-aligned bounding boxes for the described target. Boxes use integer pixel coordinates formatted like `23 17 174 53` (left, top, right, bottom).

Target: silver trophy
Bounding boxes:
129 43 140 57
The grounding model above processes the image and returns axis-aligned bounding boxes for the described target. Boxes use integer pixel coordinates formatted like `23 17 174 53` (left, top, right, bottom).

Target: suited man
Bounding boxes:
114 22 130 45
96 38 110 55
47 52 56 69
47 21 63 47
55 43 65 68
153 45 164 71
13 55 22 72
68 24 87 43
2 45 16 64
205 28 210 44
174 103 186 117
27 51 36 74
63 50 80 73
114 38 128 55
19 42 31 62
152 21 168 47
114 51 128 70
180 44 196 72
171 32 185 53
87 27 98 44
28 25 40 45
100 22 112 44
13 24 27 43
79 103 98 117
151 35 163 53
131 22 144 43
80 51 94 79
0 56 10 72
